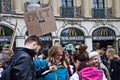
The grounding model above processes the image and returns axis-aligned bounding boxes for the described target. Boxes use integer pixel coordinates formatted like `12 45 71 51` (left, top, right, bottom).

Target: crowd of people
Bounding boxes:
0 35 120 80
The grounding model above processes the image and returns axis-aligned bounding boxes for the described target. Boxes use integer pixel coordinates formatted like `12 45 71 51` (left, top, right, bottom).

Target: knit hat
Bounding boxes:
41 48 49 59
89 51 99 59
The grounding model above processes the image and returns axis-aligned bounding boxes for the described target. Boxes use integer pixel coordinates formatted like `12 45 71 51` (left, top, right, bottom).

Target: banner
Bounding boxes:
24 6 57 36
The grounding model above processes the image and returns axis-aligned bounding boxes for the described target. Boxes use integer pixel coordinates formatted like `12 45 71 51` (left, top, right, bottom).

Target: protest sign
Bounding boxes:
24 6 57 36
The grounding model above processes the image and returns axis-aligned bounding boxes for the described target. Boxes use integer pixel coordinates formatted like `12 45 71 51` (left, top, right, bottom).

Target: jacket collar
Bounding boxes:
15 47 36 58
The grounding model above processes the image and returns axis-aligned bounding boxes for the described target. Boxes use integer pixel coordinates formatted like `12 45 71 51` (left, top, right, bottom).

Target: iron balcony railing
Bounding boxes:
0 0 12 13
92 8 112 18
60 6 82 18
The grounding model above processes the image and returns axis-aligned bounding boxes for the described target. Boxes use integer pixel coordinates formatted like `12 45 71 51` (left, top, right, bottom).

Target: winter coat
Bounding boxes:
70 67 107 80
99 62 111 80
109 58 120 80
70 72 79 80
34 59 69 80
10 47 36 80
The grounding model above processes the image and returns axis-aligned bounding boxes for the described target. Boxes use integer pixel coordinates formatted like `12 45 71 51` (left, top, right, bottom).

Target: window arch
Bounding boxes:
0 25 13 50
92 27 116 40
0 25 13 36
61 28 84 36
60 28 84 46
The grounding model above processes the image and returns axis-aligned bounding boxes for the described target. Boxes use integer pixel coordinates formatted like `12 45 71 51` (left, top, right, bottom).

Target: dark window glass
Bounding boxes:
92 27 115 36
0 26 13 36
93 0 105 18
93 0 104 9
62 0 73 7
0 0 11 13
60 28 85 46
0 26 13 51
61 28 84 36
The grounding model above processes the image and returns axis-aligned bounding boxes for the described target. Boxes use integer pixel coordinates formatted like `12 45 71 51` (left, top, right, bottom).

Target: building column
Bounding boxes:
52 0 61 16
21 0 25 12
73 0 81 6
16 36 25 47
105 0 112 8
12 0 24 14
113 0 120 17
82 0 92 18
85 37 92 52
115 38 120 53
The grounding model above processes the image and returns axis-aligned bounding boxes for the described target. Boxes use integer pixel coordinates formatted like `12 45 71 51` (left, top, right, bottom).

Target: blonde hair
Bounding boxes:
48 45 67 67
107 48 120 62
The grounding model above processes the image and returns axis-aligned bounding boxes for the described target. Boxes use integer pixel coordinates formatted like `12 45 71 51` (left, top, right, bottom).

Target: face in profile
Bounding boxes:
32 42 41 54
89 56 99 67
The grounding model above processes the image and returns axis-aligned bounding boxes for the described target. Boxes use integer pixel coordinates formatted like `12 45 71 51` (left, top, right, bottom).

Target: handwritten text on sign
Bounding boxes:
24 6 57 36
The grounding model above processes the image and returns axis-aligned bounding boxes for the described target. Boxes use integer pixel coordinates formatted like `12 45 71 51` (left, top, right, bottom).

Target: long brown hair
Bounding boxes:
48 45 67 67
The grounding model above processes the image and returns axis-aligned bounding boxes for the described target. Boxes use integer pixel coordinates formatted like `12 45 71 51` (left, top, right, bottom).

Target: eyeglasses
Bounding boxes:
56 54 63 57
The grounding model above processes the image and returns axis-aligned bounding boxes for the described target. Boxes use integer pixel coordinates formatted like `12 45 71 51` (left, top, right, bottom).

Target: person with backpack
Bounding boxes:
70 43 107 80
0 35 42 80
70 43 91 80
106 48 120 80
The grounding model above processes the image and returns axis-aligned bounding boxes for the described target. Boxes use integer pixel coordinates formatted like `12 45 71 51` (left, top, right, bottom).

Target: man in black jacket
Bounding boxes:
10 35 41 80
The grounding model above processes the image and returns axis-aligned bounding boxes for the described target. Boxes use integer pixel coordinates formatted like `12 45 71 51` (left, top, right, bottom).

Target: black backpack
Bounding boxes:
0 53 22 80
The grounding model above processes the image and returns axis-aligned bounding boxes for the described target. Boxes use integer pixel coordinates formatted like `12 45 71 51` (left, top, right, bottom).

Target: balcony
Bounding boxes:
0 0 12 13
92 8 105 18
60 6 82 18
92 8 112 18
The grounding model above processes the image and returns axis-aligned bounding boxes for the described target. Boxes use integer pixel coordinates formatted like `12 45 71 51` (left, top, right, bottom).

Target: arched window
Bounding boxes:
0 25 13 50
0 26 13 36
92 27 116 40
61 28 84 36
92 27 116 50
60 28 84 46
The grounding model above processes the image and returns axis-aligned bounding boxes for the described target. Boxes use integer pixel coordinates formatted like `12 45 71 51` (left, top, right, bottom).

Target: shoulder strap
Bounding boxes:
0 52 23 80
77 71 82 80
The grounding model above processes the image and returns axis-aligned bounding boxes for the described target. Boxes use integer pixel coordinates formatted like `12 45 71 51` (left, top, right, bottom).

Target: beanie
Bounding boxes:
89 51 99 59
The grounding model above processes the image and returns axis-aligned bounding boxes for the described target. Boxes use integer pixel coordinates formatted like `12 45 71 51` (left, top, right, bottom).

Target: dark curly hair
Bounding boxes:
73 43 89 62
